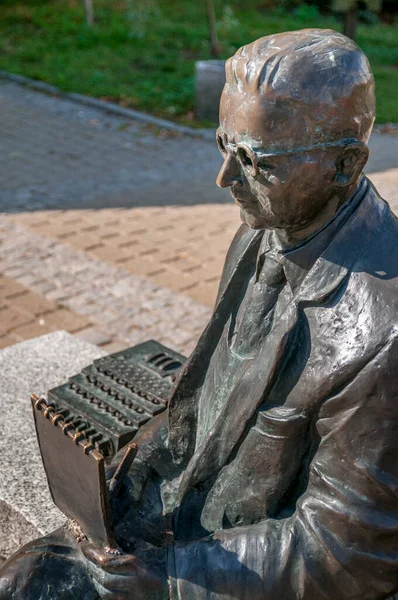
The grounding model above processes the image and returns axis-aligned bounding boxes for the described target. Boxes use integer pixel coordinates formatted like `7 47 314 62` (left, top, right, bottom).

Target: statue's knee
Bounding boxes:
0 533 94 600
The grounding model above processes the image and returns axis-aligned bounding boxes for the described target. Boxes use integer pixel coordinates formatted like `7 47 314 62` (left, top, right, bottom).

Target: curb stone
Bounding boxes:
0 70 217 141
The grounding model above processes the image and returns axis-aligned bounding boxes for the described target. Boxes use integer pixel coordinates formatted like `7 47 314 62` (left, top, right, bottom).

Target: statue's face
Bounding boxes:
217 90 343 232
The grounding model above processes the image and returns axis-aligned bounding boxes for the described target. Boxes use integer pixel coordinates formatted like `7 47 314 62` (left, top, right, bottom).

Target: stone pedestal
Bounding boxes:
0 331 106 559
195 60 226 123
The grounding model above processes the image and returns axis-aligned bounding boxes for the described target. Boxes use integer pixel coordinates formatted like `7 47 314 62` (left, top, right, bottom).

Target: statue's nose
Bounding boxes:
216 154 241 188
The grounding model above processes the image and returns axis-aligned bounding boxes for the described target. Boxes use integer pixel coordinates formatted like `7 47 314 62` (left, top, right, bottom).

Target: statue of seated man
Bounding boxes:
1 28 398 600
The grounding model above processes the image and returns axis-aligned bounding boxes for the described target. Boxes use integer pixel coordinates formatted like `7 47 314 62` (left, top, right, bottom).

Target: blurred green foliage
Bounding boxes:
0 0 397 124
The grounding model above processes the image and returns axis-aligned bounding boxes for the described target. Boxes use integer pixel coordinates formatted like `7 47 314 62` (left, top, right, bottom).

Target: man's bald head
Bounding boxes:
221 29 375 150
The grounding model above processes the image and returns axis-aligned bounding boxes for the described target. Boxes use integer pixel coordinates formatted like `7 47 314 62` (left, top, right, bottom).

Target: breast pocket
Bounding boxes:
202 406 311 532
255 405 309 437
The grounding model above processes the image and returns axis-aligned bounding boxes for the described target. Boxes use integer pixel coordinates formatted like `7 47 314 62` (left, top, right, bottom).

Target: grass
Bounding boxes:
0 0 397 124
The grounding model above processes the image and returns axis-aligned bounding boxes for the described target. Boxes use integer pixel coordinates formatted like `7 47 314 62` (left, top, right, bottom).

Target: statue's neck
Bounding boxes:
274 182 359 250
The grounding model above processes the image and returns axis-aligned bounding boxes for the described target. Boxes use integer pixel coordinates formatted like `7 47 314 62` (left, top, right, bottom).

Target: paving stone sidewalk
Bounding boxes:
1 78 398 353
0 79 230 213
0 273 90 349
0 215 211 356
10 204 239 305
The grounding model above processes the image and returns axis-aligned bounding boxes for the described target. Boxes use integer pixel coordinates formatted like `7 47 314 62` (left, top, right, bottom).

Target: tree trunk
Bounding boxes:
205 0 220 58
84 0 94 26
344 4 358 40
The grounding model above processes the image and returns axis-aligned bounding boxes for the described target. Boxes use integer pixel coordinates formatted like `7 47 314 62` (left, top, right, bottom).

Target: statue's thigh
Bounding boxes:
0 526 97 600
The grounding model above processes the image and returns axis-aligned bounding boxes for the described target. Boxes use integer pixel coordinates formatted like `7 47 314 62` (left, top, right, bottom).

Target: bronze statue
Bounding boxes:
1 28 398 599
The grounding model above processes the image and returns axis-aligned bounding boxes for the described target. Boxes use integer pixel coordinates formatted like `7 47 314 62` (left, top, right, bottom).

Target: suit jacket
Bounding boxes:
166 179 398 599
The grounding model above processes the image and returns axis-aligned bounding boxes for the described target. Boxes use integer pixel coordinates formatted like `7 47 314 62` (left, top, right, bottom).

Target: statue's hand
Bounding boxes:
107 412 169 505
82 540 168 600
107 457 151 505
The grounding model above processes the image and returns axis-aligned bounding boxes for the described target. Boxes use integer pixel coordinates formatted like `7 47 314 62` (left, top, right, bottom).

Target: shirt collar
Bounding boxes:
258 176 369 292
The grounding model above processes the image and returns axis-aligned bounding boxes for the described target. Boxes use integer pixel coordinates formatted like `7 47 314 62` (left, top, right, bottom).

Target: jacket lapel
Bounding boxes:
176 178 383 499
295 179 382 305
168 224 263 464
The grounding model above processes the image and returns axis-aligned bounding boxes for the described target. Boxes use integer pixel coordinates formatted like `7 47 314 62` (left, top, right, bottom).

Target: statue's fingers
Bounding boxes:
120 460 151 503
130 468 148 502
82 542 139 576
84 553 137 597
91 575 133 600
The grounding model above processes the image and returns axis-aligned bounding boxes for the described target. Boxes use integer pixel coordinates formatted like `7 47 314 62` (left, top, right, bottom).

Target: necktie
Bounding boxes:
229 250 286 358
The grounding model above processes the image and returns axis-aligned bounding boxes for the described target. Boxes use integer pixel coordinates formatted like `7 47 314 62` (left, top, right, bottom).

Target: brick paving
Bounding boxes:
0 78 398 354
0 216 211 356
9 204 239 305
0 273 94 349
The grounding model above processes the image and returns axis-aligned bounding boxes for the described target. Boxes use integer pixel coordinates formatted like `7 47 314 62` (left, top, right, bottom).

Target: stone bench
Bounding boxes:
0 331 106 559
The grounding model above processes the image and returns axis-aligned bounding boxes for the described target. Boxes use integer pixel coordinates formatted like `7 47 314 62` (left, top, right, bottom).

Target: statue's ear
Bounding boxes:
334 142 369 187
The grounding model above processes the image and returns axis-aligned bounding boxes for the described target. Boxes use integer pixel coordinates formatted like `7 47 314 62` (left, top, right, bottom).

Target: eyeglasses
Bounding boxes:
216 129 364 177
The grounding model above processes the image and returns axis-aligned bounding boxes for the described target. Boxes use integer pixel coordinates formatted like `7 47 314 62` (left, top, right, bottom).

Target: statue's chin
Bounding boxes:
240 209 274 231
